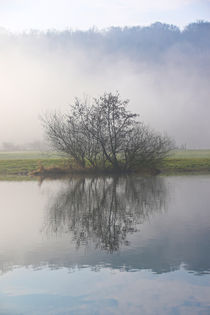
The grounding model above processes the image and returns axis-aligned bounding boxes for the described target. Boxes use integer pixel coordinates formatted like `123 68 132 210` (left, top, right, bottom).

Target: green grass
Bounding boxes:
170 149 210 159
0 158 68 180
0 151 62 160
162 150 210 174
0 150 210 180
161 157 210 174
0 151 69 180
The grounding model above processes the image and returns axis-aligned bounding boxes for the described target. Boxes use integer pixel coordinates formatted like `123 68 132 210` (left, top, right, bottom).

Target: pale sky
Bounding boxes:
0 0 210 32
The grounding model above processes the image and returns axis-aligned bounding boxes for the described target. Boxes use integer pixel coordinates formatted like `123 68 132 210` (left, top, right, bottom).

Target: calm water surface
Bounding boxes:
0 175 210 314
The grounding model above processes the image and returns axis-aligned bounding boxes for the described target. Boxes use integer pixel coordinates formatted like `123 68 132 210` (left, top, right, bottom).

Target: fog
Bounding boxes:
0 22 210 148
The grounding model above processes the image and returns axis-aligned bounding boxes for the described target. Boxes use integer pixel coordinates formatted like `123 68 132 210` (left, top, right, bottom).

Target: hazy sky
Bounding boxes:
0 0 210 31
0 1 210 148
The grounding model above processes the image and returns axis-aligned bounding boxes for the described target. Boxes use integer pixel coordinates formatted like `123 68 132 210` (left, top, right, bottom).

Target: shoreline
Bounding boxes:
1 156 210 180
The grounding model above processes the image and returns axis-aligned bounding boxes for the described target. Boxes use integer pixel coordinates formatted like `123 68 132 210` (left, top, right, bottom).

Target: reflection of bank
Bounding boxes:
44 176 167 252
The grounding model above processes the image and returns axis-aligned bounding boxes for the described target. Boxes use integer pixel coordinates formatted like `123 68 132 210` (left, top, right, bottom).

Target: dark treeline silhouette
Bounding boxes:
2 21 210 63
44 175 166 252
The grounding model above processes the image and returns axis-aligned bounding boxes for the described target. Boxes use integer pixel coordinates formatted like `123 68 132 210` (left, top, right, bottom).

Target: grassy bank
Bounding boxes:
161 157 210 174
0 155 68 180
161 149 210 174
0 150 210 179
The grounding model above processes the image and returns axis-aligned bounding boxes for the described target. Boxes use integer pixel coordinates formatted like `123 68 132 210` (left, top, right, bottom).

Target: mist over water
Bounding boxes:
0 22 210 148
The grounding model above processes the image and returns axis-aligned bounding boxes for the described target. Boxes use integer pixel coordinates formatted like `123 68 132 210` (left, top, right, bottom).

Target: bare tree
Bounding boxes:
42 92 174 171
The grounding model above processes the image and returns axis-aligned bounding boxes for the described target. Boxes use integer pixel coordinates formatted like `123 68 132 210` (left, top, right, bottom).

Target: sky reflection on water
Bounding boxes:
1 267 210 315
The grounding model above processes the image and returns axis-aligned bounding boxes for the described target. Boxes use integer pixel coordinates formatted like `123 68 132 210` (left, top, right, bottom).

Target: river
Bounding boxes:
0 175 210 314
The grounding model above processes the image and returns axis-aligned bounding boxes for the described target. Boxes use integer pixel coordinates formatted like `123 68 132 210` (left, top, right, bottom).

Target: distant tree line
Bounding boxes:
1 21 209 63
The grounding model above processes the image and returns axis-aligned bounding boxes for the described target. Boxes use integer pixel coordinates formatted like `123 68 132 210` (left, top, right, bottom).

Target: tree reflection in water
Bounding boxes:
44 176 167 252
